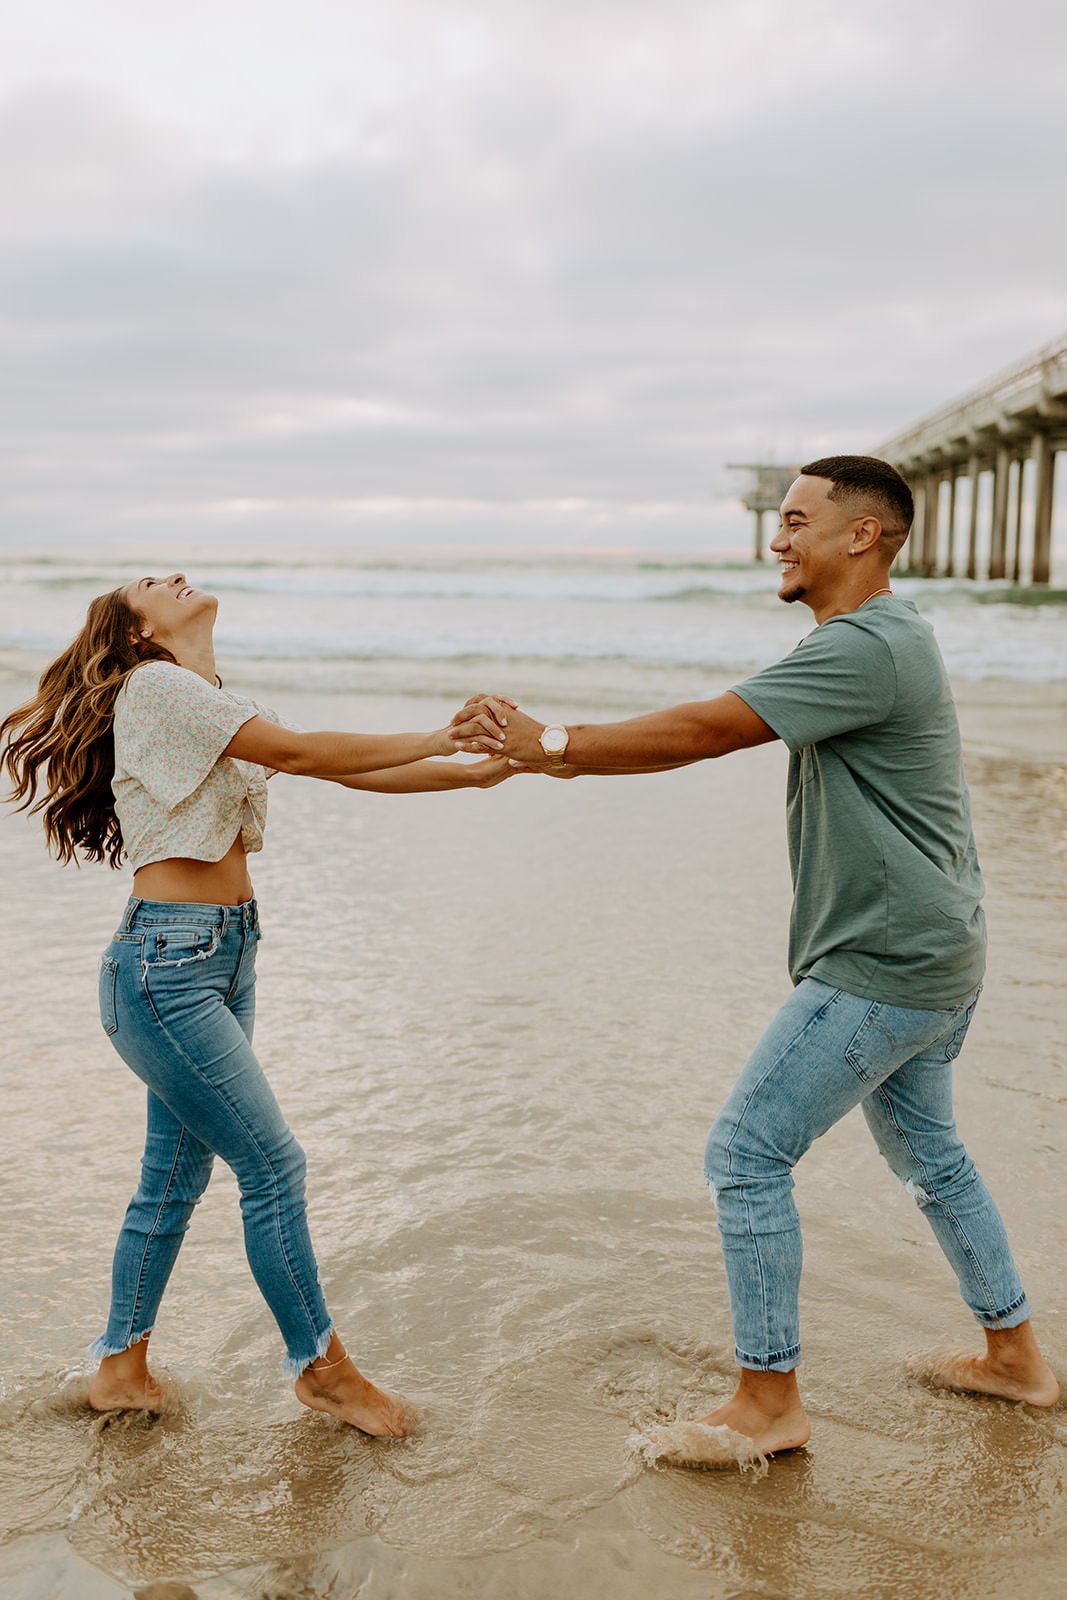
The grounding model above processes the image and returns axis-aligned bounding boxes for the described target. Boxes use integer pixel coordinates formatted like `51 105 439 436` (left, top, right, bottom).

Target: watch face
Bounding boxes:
542 726 568 754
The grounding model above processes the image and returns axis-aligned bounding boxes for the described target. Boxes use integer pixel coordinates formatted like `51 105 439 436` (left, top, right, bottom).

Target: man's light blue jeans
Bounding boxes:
92 897 333 1376
705 978 1031 1372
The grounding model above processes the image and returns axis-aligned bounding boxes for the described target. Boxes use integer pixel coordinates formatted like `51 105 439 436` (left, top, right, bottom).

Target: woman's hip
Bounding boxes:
98 903 292 1167
100 896 261 1045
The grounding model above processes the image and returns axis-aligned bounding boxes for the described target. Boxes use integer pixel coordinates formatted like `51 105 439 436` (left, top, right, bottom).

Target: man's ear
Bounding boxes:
850 516 882 555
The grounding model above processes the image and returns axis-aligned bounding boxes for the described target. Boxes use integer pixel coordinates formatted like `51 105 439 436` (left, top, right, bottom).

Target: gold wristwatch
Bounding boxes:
538 724 570 767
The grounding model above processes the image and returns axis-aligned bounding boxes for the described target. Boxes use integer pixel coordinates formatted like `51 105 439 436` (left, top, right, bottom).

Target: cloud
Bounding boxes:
1 1 1066 553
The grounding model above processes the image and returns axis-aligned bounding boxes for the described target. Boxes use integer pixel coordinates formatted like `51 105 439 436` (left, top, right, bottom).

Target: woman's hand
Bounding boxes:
459 704 546 759
438 693 517 754
435 698 508 754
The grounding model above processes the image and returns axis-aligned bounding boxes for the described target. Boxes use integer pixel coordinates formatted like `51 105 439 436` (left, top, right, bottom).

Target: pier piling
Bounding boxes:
880 332 1067 584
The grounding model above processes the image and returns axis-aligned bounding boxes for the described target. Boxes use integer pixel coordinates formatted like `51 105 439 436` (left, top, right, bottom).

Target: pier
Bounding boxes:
728 464 799 561
878 332 1067 584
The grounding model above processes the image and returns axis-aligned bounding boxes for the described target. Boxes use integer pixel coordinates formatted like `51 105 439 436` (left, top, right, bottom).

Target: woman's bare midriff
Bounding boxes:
132 831 254 905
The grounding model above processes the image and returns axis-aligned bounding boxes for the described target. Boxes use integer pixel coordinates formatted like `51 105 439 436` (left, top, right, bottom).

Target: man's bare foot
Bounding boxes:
682 1389 811 1457
910 1344 1060 1405
644 1368 811 1466
910 1319 1060 1408
88 1338 164 1412
295 1351 414 1438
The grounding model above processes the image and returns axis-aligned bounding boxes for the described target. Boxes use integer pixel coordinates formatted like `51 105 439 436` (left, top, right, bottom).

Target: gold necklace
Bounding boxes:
857 586 893 606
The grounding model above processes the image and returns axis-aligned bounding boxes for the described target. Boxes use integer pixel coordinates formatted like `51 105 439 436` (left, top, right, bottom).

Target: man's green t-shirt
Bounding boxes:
732 596 985 1009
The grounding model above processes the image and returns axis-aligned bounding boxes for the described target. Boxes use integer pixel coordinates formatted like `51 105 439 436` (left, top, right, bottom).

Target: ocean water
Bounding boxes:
1 557 1065 698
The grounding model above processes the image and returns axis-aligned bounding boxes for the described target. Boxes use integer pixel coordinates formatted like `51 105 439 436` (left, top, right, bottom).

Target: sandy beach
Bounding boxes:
1 665 1065 1600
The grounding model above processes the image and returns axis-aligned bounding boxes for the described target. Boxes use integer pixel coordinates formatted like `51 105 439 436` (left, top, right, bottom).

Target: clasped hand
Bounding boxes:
446 694 569 774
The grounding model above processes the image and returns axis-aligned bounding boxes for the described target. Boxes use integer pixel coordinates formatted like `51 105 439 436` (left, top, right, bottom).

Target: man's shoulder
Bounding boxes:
830 601 958 731
817 599 941 675
792 609 900 664
824 598 931 646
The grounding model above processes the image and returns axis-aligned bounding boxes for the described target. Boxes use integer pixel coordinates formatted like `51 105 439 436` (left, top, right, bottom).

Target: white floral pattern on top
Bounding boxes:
112 661 293 871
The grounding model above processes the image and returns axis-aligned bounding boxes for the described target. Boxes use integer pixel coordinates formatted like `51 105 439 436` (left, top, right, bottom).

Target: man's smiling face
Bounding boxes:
770 475 856 608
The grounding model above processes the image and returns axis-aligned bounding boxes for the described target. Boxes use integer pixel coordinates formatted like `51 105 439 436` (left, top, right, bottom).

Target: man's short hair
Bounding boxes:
800 455 914 553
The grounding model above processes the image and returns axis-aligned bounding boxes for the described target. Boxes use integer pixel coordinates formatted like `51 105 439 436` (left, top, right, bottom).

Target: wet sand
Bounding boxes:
1 676 1065 1600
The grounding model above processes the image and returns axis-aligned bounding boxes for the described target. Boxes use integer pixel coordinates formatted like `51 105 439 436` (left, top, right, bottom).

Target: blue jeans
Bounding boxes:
705 979 1031 1372
91 897 333 1376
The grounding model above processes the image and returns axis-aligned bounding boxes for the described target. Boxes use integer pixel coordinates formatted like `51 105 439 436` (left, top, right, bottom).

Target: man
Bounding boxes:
460 455 1059 1462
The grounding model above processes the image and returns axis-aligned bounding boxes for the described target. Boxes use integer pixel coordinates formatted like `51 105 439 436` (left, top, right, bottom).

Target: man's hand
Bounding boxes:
458 705 546 761
443 693 516 753
497 705 547 762
450 693 545 758
451 694 569 766
507 760 577 779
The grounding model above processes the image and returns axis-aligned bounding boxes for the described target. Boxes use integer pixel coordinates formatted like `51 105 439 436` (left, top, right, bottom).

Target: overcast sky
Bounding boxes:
2 0 1066 558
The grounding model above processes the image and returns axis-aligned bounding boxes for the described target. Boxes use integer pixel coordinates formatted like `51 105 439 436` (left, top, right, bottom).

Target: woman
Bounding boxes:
0 571 511 1437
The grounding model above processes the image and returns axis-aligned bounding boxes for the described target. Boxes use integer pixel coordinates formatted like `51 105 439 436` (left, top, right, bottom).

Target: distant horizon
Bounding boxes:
3 540 1066 575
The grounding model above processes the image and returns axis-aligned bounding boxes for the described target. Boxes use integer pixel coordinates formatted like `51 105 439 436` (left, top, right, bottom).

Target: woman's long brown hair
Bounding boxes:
0 587 176 867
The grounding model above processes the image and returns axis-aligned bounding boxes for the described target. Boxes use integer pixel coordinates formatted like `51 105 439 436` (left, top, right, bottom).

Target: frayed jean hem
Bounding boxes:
88 1328 153 1363
974 1293 1031 1331
280 1320 334 1379
735 1343 801 1373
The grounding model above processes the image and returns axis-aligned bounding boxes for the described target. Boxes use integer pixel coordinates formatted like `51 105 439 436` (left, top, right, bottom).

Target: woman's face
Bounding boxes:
123 572 218 646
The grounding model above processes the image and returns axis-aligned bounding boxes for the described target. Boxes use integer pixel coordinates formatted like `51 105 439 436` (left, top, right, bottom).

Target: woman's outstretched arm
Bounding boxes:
327 756 513 793
224 701 508 777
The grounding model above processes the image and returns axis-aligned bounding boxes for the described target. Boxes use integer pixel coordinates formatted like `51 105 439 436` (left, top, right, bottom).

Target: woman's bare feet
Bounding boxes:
88 1335 164 1412
910 1320 1060 1407
294 1335 414 1437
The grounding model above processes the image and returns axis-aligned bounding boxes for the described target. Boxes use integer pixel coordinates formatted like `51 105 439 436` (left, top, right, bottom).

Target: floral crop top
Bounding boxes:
112 662 291 872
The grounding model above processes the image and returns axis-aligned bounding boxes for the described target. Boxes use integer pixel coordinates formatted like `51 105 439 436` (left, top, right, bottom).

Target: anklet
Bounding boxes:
310 1349 349 1371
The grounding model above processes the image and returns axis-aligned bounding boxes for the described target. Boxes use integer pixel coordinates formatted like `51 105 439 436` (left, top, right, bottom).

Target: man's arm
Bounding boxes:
512 760 698 778
459 693 778 768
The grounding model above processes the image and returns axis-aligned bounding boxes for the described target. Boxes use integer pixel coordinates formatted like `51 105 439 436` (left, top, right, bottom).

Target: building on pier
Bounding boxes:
878 332 1067 585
